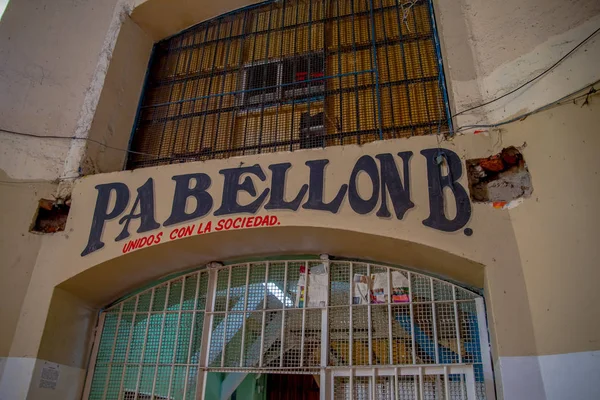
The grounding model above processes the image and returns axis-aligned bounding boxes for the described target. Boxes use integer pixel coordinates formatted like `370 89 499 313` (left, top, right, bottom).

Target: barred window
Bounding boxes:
127 0 450 169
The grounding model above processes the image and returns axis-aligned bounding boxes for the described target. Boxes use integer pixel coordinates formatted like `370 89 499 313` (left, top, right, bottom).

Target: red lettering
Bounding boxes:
233 218 242 229
261 215 271 227
204 221 212 233
270 216 278 226
183 225 194 237
247 216 254 228
122 241 130 254
224 218 233 230
170 229 178 240
156 232 163 243
216 219 225 231
254 216 263 226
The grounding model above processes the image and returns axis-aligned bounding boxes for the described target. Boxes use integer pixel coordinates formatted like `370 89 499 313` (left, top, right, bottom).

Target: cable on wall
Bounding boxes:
452 25 600 118
0 78 598 187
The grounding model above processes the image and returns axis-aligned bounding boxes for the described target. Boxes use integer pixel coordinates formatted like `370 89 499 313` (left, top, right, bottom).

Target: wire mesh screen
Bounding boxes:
126 0 449 169
85 260 490 399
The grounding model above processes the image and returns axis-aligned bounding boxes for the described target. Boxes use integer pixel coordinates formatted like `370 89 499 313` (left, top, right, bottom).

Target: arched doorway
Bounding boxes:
82 258 494 399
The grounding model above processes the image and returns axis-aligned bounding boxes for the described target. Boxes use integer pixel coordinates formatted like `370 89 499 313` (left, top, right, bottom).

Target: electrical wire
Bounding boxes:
0 77 598 187
452 78 599 134
452 26 600 118
0 128 157 157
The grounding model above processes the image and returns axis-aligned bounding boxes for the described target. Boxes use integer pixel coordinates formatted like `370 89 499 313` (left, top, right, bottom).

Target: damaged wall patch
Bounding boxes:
466 146 533 206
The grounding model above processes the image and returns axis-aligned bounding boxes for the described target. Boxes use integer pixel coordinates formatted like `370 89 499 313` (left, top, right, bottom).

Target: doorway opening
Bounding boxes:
83 258 494 399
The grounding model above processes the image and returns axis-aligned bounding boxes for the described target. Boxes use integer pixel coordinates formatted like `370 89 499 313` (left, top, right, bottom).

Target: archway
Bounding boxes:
81 257 493 400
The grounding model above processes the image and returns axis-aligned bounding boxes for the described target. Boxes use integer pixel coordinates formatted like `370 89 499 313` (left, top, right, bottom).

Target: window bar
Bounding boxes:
335 0 344 145
239 264 251 367
198 269 219 400
321 0 328 148
101 302 123 400
426 0 453 132
228 11 249 156
212 18 237 158
394 367 399 400
350 370 354 399
372 368 378 400
132 288 156 398
407 272 416 364
409 3 434 135
306 0 313 148
300 263 308 367
198 18 223 156
259 262 269 367
182 272 202 400
349 0 361 144
182 25 210 158
393 0 415 136
156 36 185 164
82 313 106 399
320 258 330 400
117 296 140 399
429 278 440 365
465 365 477 400
476 297 497 400
387 268 394 365
453 287 463 364
257 2 276 154
280 261 289 367
289 0 302 152
368 0 384 140
367 263 373 365
150 283 171 398
349 262 354 367
418 366 425 400
273 0 288 151
166 279 187 398
241 11 262 156
221 266 233 367
443 366 451 400
378 0 398 137
168 33 198 161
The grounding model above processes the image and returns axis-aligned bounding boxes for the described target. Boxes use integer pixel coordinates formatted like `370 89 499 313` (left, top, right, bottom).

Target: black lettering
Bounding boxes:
302 159 348 213
115 178 160 241
81 183 130 256
348 155 380 214
376 152 414 219
265 162 308 211
164 173 213 226
421 148 471 231
214 165 270 216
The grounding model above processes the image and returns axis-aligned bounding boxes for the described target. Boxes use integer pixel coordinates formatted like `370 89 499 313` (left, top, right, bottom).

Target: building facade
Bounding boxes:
0 0 599 399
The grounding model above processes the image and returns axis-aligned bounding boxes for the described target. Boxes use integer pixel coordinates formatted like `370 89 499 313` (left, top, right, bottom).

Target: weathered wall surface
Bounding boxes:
436 0 600 126
499 98 600 399
84 16 154 174
0 0 122 180
0 175 56 358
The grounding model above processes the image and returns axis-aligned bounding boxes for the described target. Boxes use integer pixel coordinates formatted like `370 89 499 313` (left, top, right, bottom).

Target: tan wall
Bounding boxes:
505 99 600 356
0 175 56 357
84 16 154 174
0 0 121 180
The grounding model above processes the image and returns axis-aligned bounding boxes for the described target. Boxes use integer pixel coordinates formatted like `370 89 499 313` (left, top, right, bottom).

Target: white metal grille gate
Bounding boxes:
83 259 495 400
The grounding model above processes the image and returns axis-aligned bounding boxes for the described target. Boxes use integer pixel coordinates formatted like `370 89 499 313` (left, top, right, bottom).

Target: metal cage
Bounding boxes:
126 0 451 169
83 259 494 400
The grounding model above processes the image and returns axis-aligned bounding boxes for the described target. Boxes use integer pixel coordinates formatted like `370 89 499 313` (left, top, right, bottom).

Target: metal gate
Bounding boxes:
83 259 494 399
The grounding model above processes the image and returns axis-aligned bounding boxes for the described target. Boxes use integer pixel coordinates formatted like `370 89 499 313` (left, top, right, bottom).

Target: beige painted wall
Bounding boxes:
0 0 121 180
504 98 600 356
83 16 154 174
0 175 56 357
